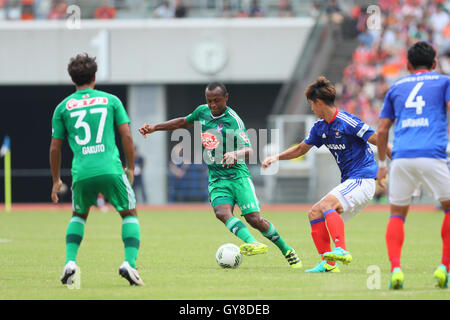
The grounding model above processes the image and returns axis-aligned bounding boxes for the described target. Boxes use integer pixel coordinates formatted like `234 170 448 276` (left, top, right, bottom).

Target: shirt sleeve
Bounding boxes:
51 107 66 139
380 88 395 120
185 105 203 123
348 115 375 142
304 122 323 148
236 128 251 149
445 76 450 104
113 96 130 126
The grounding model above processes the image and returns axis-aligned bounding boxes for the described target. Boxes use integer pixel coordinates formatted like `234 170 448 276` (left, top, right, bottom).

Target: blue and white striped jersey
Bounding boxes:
305 110 378 182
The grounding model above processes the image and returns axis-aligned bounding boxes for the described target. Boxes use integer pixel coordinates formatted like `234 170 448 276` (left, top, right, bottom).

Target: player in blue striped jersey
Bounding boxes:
377 41 450 289
263 76 391 272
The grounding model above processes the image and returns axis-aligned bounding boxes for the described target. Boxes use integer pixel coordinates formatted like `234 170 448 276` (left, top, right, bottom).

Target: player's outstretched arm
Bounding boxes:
49 138 63 203
139 117 193 138
118 123 135 185
376 118 393 190
262 141 313 169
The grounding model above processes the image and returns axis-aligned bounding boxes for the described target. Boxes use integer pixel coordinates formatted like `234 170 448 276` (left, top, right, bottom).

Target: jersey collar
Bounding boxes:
76 88 95 93
413 70 430 74
327 108 339 123
210 106 229 119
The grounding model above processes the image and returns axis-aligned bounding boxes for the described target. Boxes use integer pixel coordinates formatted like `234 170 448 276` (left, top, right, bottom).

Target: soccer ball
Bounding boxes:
215 243 242 269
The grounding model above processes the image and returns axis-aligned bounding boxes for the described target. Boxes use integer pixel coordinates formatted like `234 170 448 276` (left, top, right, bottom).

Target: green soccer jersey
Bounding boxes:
186 104 252 181
51 88 129 182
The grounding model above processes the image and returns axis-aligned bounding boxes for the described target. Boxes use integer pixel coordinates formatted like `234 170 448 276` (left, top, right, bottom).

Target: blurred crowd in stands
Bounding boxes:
2 1 448 128
0 0 122 19
332 0 450 126
0 0 318 20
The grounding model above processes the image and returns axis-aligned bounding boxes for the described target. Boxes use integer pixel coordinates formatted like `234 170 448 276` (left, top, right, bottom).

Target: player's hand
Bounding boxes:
377 167 388 191
262 156 278 169
222 152 238 168
139 124 156 138
51 179 63 204
125 167 134 185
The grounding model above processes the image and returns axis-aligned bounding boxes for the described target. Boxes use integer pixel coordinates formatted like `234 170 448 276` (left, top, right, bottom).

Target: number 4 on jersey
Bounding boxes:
405 82 425 115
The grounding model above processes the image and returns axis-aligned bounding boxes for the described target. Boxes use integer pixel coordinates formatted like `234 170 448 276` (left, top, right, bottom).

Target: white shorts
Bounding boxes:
389 158 450 206
327 178 376 222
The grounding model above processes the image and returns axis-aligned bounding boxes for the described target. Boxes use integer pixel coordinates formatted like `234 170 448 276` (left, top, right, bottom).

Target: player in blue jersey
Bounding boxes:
263 76 391 272
377 41 450 289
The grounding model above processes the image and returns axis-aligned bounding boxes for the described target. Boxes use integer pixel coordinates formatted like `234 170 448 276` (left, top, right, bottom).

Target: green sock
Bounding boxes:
122 216 140 269
65 216 85 264
225 217 257 243
262 222 292 255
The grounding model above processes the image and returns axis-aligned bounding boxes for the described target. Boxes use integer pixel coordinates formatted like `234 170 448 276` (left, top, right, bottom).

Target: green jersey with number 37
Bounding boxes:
51 88 129 182
186 104 252 181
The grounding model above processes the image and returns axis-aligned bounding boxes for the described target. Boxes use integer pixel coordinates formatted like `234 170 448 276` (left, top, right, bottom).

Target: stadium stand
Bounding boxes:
335 0 450 126
0 0 359 20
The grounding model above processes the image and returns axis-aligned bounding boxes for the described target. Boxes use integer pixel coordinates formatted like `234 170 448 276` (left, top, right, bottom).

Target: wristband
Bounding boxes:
378 160 387 168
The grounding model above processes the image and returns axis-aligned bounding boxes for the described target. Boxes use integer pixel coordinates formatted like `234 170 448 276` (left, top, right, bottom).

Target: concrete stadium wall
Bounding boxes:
0 18 314 84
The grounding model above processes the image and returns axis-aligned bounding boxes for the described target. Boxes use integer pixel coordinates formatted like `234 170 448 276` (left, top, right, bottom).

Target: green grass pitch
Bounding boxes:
1 207 449 300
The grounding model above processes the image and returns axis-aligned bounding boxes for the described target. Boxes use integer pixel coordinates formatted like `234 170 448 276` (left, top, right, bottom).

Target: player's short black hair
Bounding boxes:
407 41 436 69
305 76 336 106
67 53 98 86
206 82 228 96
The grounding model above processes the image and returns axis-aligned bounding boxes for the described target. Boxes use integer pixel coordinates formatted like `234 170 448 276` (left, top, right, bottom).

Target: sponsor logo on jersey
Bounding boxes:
66 97 108 110
201 132 220 149
322 133 327 139
326 143 346 150
401 117 429 128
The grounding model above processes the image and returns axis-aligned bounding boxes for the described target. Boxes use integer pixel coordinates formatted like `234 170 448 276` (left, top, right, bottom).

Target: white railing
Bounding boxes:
264 114 318 203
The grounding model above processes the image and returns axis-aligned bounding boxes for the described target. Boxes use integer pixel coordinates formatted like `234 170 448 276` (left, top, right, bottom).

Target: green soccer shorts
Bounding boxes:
209 176 261 215
71 174 136 214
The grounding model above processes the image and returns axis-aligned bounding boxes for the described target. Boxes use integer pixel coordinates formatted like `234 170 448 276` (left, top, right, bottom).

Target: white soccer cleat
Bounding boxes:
119 261 145 286
60 261 77 285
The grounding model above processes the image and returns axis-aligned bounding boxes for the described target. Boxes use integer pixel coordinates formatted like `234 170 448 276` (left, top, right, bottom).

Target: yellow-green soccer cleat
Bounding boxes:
389 267 404 290
305 260 340 273
285 250 302 269
433 264 448 289
240 241 268 256
323 247 352 265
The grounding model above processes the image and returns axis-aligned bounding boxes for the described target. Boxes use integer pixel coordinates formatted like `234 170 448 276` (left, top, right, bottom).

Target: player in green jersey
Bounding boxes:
50 53 144 286
139 82 302 268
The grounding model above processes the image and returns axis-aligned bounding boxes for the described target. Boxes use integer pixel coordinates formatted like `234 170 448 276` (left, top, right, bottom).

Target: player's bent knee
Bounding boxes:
214 205 233 223
119 209 137 219
73 211 89 221
308 210 322 221
243 212 262 227
215 211 227 221
440 199 450 211
308 204 324 221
